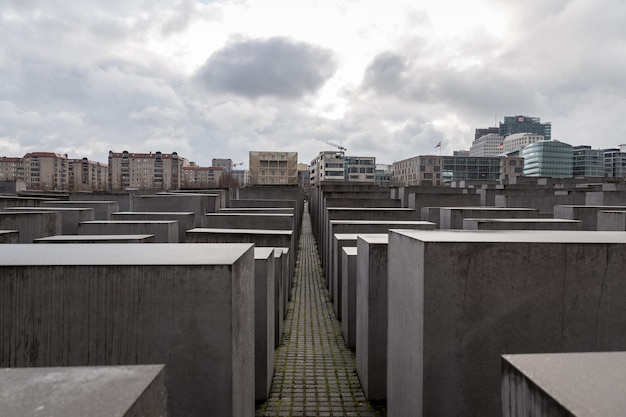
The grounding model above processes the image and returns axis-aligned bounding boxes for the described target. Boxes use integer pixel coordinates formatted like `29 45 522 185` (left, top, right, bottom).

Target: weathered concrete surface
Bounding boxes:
502 352 626 417
203 213 294 231
4 206 95 234
597 210 626 231
585 190 626 206
0 365 167 417
79 220 179 243
0 211 62 243
254 247 276 402
0 230 19 243
70 191 132 212
341 246 358 349
439 207 539 229
273 248 285 347
35 234 156 243
332 233 359 319
0 195 56 209
463 218 582 230
387 230 626 417
112 211 195 242
494 192 587 215
41 200 119 220
554 205 626 231
0 243 255 417
356 234 389 401
132 194 220 226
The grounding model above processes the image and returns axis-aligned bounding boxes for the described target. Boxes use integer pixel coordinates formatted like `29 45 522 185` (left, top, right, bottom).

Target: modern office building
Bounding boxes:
375 164 393 186
469 133 505 157
573 146 605 178
604 146 626 178
500 115 551 139
309 151 345 187
475 126 500 140
108 150 183 191
392 155 443 186
230 169 250 187
521 140 573 178
344 156 376 183
248 151 298 185
23 152 69 191
503 133 545 155
442 156 505 183
67 157 109 191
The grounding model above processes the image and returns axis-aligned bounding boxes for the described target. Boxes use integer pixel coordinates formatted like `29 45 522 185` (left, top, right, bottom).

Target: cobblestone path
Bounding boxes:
255 204 386 417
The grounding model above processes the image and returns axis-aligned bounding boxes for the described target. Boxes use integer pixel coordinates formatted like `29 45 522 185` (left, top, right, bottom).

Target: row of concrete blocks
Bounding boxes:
333 228 626 417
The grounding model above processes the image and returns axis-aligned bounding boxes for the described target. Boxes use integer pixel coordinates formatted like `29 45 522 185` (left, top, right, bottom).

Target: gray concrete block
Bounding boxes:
0 243 255 417
554 205 626 231
463 218 582 230
79 220 179 243
203 213 294 231
132 194 220 226
41 200 119 220
341 246 358 349
0 230 19 243
356 234 389 401
112 211 195 243
70 191 132 212
0 365 167 417
439 207 539 229
254 247 276 402
4 206 96 234
35 234 156 243
273 248 285 348
0 211 62 243
0 195 56 209
332 234 359 319
597 210 626 231
502 352 626 417
387 230 626 417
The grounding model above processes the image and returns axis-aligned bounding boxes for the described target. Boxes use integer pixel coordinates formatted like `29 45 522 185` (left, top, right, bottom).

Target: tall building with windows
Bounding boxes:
23 152 68 191
0 157 24 182
248 151 298 185
182 165 224 188
375 164 393 186
108 150 183 191
573 146 605 178
309 151 345 187
521 140 573 178
344 156 376 183
470 133 505 157
392 155 443 186
502 133 545 155
68 158 109 191
604 145 626 178
212 158 233 171
500 115 551 139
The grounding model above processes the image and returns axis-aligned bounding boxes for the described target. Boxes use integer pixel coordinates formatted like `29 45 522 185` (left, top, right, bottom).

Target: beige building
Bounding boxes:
249 151 298 185
309 151 345 187
344 156 376 183
503 133 545 155
393 155 443 186
108 150 183 191
22 152 69 190
68 158 109 191
0 157 24 182
182 165 224 188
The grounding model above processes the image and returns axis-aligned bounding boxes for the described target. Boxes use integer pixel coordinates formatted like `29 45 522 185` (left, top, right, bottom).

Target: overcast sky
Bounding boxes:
2 0 625 167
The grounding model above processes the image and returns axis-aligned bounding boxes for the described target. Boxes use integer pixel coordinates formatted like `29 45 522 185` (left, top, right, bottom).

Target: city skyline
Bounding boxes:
2 1 626 167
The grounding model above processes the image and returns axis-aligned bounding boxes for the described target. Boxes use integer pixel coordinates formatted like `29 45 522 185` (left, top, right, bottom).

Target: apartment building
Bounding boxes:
108 150 183 191
68 158 109 191
182 165 224 188
309 151 345 187
249 151 298 185
392 155 443 186
0 157 24 182
344 156 376 183
23 152 68 190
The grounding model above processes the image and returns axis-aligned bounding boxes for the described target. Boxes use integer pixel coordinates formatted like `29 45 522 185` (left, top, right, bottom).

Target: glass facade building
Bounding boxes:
521 140 573 178
573 146 605 177
500 115 551 140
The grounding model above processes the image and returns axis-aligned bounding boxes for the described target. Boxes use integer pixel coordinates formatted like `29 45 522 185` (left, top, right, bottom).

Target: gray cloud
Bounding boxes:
195 37 338 99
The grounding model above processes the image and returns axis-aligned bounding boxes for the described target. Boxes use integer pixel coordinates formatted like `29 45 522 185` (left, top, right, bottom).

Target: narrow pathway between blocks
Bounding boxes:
255 204 386 417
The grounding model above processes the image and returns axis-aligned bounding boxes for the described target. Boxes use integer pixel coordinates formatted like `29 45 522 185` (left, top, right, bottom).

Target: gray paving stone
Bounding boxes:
255 203 386 417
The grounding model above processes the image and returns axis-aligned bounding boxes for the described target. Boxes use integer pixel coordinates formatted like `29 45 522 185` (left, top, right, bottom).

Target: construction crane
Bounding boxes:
232 162 243 168
326 141 347 152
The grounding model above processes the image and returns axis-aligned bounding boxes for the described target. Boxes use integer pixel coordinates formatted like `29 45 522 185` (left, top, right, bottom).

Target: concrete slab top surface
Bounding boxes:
114 211 195 215
189 228 292 235
357 234 389 244
4 207 94 212
327 208 415 212
0 230 18 234
0 365 165 417
441 206 538 211
0 211 58 216
391 229 626 243
43 201 116 204
254 247 275 259
334 233 361 240
343 247 358 255
503 352 626 417
0 243 253 265
205 213 293 217
556 205 626 209
465 218 581 223
598 210 626 213
35 234 155 241
81 220 177 224
330 220 433 225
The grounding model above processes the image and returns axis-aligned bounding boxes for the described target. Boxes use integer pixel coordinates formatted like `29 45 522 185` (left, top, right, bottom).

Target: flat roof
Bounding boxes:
390 229 626 244
188 228 292 235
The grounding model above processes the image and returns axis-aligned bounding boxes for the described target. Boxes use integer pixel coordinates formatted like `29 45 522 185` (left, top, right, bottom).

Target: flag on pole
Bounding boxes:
497 142 504 149
435 141 441 149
